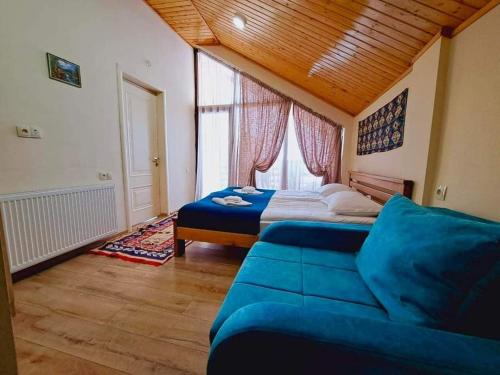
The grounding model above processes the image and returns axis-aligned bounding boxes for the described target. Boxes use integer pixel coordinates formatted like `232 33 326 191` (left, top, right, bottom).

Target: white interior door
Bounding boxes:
123 81 161 225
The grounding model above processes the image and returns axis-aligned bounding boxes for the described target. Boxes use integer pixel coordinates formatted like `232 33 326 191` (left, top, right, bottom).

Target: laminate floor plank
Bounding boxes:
16 338 127 375
13 242 246 374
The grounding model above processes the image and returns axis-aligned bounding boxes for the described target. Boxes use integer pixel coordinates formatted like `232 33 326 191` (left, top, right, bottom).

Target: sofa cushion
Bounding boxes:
210 283 302 341
250 241 358 271
210 242 387 341
302 248 357 271
249 241 302 262
236 256 303 293
304 296 387 320
356 194 500 334
303 264 379 307
454 261 500 339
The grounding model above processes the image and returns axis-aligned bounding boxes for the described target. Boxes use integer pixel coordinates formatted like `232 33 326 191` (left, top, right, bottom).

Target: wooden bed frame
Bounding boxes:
348 171 414 204
173 171 413 256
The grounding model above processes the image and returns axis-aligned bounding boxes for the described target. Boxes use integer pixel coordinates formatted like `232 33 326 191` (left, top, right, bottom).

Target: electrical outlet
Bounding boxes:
98 172 112 181
16 126 42 139
436 185 447 201
16 126 31 138
30 126 42 139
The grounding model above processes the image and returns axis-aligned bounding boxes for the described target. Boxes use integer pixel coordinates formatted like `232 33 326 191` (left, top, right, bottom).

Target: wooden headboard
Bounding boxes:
349 171 414 204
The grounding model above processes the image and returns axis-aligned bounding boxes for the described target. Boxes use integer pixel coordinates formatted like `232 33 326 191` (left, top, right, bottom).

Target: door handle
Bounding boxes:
152 157 160 167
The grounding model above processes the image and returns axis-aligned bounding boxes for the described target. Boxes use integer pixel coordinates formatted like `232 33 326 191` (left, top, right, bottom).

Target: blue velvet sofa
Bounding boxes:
208 196 500 374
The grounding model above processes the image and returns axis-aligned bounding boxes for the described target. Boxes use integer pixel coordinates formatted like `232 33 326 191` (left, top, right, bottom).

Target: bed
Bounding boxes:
173 171 413 256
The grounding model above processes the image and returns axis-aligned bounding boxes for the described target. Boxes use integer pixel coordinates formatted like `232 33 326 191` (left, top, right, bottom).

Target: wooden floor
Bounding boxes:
12 242 247 374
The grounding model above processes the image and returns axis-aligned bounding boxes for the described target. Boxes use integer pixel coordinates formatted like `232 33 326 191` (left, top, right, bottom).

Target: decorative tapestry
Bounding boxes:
357 88 408 155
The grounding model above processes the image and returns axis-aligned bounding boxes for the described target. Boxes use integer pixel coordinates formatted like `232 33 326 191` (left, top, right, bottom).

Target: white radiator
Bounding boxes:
0 184 118 272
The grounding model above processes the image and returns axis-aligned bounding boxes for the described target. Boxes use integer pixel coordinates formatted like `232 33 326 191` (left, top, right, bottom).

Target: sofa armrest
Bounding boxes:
258 221 371 252
208 303 500 375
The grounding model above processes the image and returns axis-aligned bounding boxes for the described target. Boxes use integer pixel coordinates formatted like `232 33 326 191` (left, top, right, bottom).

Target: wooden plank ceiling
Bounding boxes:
146 0 492 115
145 0 218 45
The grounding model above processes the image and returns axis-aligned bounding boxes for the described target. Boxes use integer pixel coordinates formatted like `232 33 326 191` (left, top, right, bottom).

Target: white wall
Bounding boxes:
348 40 445 203
428 6 500 221
347 4 500 220
201 46 355 182
0 0 196 231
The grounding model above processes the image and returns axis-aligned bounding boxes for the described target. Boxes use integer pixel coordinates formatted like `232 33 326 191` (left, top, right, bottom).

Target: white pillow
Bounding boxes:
318 183 351 198
323 191 382 216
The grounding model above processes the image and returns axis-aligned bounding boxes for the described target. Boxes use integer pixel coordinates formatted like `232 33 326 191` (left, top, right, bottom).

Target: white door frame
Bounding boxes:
116 65 169 230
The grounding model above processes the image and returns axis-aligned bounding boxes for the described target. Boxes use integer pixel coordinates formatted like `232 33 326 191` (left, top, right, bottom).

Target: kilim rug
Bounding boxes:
90 213 189 266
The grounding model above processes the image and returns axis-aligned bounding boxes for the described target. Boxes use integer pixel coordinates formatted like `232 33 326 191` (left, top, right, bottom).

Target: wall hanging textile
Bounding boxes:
293 103 343 184
357 88 409 155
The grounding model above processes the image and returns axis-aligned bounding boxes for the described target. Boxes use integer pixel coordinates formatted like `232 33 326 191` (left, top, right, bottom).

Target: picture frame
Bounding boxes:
46 53 81 88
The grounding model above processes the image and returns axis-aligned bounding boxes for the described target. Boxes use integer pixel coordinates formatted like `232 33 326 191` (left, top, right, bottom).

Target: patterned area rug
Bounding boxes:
90 213 188 266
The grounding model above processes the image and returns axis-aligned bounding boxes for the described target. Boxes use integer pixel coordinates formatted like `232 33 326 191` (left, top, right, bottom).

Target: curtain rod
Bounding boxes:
196 49 344 129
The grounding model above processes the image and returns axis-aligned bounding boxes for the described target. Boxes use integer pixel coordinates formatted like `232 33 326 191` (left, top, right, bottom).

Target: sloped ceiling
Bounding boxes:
145 0 491 115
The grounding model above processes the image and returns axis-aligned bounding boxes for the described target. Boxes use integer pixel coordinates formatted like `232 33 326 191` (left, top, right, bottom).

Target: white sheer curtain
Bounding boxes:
197 53 235 107
256 106 322 191
195 53 236 199
255 140 285 189
196 110 230 198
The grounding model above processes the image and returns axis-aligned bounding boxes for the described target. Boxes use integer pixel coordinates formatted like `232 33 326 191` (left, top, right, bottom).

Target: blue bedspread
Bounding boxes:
177 187 275 235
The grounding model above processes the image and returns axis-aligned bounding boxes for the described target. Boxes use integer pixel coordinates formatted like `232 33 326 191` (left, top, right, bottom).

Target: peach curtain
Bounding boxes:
293 103 343 184
236 74 291 186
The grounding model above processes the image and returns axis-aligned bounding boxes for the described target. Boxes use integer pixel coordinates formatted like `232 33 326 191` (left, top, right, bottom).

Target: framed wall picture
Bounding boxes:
46 53 81 87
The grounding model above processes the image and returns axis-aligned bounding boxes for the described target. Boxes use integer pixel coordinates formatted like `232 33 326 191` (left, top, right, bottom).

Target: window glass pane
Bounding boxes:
199 111 229 197
286 114 322 191
196 52 333 195
256 107 322 191
255 140 285 190
198 53 234 106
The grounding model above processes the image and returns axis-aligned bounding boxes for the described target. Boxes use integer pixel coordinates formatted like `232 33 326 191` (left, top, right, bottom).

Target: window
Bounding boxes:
197 110 230 197
256 105 323 191
196 52 339 197
195 53 235 198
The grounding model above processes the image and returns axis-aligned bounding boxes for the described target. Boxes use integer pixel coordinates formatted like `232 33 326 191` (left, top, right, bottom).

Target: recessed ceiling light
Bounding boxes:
233 14 246 30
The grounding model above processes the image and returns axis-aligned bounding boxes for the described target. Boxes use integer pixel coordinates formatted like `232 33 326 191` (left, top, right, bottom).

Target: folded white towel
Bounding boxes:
223 195 243 203
242 186 256 193
233 188 264 195
212 197 252 207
